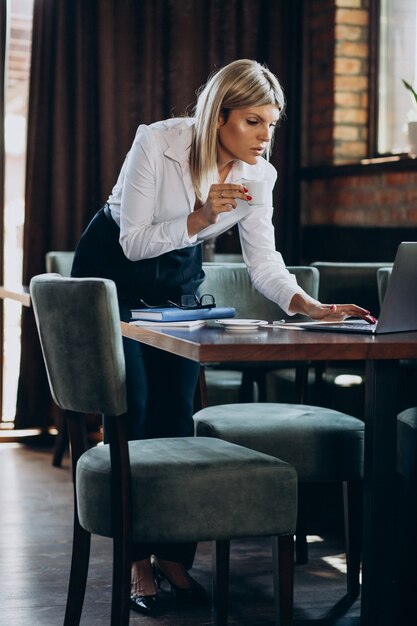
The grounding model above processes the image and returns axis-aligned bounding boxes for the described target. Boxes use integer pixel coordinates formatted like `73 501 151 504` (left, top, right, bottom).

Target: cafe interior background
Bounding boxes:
0 0 417 441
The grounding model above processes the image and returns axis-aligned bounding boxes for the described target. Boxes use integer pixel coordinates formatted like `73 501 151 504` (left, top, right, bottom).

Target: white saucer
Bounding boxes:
215 319 268 332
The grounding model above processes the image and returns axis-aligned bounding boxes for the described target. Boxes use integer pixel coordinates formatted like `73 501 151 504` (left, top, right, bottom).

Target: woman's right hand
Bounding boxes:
188 183 251 236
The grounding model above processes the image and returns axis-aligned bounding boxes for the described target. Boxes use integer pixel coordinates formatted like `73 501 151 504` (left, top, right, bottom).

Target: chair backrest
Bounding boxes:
311 261 393 317
201 263 319 320
397 409 417 480
45 251 75 277
377 267 392 307
30 274 126 416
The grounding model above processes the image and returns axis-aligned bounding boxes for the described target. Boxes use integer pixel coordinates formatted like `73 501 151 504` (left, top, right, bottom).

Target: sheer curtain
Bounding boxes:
15 0 296 428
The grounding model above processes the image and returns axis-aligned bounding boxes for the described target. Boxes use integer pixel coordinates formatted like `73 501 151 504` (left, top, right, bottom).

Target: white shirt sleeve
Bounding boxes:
237 170 306 315
117 125 196 261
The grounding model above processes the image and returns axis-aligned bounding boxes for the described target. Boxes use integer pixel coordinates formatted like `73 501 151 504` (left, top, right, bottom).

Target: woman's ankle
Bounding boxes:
131 557 157 596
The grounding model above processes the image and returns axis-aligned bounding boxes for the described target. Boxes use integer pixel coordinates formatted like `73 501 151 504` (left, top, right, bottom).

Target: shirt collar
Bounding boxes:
163 124 193 166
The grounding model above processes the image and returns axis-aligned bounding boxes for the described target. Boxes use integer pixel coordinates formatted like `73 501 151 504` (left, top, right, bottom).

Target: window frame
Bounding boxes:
369 0 417 161
301 0 417 179
368 0 380 158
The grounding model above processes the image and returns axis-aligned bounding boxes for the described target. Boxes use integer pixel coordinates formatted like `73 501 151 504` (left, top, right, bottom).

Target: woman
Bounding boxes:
72 58 375 614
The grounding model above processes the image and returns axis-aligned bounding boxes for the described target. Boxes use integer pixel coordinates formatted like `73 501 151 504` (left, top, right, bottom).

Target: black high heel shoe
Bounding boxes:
129 592 158 614
153 561 210 607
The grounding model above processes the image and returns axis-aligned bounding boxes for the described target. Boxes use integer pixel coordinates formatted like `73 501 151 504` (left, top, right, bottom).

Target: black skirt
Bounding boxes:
71 205 205 307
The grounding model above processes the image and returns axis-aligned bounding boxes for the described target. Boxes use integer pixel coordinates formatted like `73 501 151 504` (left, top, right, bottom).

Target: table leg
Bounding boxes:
361 359 398 626
195 366 208 411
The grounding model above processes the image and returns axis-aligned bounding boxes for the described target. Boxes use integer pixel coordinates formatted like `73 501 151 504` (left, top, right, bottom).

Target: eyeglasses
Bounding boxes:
139 293 216 310
169 294 216 309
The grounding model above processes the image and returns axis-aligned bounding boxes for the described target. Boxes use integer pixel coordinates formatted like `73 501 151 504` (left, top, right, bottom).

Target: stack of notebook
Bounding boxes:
129 306 236 328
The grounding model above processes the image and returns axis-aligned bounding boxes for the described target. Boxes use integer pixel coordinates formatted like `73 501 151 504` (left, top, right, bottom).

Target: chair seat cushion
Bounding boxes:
76 436 297 542
194 404 364 482
397 407 417 479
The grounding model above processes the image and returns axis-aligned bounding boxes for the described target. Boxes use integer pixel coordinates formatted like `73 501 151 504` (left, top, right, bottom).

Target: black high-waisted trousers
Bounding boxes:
71 205 204 564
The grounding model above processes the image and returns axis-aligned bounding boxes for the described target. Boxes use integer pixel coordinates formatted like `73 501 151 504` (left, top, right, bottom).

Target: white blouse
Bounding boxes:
107 117 306 314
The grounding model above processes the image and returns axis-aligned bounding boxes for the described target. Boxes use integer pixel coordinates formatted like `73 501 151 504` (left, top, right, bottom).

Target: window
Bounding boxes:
2 0 33 425
377 0 417 155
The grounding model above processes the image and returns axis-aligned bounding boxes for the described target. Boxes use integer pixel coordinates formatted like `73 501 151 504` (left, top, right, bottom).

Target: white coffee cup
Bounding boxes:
242 180 268 205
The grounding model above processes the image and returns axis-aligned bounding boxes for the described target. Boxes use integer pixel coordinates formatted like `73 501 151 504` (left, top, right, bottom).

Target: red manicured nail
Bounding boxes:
243 186 249 193
246 195 252 200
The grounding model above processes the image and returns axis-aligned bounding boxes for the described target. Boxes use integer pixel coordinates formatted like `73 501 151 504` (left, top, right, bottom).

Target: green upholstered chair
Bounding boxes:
30 273 298 626
194 403 364 600
396 407 417 624
45 250 75 277
202 263 319 322
200 263 319 405
45 251 77 466
397 408 417 482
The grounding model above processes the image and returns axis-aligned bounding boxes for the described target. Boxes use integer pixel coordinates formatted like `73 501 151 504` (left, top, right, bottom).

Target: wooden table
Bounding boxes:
0 285 31 307
0 286 31 430
122 320 417 626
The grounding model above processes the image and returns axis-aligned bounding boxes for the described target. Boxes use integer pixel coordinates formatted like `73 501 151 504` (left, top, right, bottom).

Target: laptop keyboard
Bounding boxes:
322 321 377 332
304 320 378 333
341 322 376 330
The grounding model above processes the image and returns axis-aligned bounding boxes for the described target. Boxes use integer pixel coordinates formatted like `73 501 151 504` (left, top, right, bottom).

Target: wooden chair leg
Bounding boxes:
52 411 68 467
111 535 131 626
295 532 308 565
107 414 132 626
273 535 294 626
294 484 309 565
212 540 230 626
64 515 91 626
343 480 362 599
196 366 208 411
64 411 91 626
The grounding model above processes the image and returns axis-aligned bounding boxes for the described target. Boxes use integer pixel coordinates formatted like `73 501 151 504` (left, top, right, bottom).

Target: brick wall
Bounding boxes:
302 170 417 226
334 1 369 163
302 0 417 241
304 0 369 166
303 0 336 165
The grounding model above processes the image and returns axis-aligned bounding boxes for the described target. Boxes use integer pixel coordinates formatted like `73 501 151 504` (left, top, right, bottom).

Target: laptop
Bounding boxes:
299 242 417 335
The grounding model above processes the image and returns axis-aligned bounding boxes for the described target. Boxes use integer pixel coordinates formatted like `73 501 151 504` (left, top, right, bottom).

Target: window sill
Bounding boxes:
301 154 417 180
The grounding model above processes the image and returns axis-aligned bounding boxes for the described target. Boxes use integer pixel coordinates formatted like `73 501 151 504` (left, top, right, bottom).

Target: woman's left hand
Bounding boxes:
306 302 377 323
289 293 376 323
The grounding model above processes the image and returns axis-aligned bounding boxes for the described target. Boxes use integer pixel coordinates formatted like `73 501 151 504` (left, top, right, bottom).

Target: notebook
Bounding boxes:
299 242 417 335
129 318 207 329
130 306 235 322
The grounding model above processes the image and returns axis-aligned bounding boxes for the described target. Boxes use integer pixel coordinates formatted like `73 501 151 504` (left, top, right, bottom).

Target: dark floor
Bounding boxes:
0 443 361 626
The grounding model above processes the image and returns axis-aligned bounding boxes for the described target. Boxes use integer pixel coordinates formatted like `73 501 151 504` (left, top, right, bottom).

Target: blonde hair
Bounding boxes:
190 59 285 202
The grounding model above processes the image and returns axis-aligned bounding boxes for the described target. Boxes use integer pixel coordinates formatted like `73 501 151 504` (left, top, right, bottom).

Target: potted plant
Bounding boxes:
402 79 417 154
